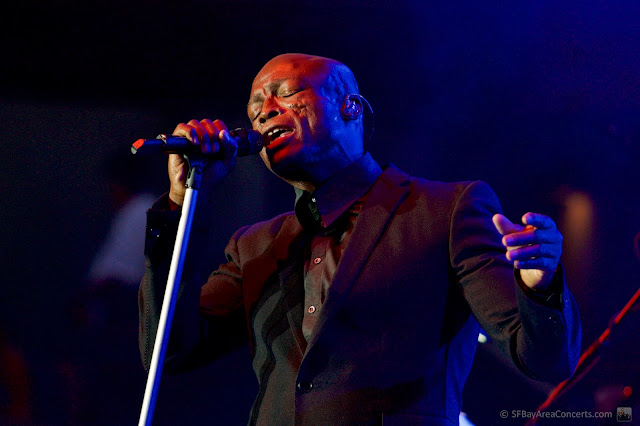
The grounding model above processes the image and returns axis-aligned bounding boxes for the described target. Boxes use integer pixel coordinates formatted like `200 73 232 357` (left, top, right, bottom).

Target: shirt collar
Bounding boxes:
294 152 382 230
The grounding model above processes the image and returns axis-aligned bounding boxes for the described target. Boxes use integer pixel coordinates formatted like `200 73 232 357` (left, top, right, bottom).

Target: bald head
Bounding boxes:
248 53 365 189
252 54 360 101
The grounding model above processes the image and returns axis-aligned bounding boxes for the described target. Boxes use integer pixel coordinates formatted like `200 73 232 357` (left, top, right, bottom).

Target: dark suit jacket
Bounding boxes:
139 164 581 425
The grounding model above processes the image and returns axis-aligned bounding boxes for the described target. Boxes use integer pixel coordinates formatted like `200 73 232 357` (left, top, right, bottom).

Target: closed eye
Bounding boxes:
280 86 308 98
250 88 306 121
282 89 302 97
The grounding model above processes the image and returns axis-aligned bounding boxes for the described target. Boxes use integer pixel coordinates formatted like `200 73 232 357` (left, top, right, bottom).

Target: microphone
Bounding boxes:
131 128 264 157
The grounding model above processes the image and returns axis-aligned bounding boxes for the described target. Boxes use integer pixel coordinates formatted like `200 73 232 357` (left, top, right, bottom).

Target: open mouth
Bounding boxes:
265 127 294 146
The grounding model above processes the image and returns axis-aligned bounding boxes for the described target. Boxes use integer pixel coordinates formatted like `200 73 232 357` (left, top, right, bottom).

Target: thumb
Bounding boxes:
492 213 524 236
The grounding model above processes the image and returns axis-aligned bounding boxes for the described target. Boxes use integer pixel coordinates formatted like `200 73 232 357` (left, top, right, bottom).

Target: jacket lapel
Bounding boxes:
276 226 309 355
243 215 307 358
304 165 411 354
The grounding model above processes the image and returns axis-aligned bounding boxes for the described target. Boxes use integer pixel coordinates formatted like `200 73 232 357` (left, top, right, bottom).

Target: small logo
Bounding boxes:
617 407 632 422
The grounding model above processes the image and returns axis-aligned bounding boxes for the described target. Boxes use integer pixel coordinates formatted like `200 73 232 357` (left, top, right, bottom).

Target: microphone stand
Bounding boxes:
524 288 640 425
138 154 207 426
525 232 640 425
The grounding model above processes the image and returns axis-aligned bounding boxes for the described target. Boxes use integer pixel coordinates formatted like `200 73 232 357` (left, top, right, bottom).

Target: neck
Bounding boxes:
285 151 366 193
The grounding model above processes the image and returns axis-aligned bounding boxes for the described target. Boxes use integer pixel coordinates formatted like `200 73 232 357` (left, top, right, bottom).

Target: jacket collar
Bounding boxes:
294 152 382 231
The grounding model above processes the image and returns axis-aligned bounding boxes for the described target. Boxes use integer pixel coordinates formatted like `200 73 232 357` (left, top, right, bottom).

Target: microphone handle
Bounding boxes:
131 128 263 156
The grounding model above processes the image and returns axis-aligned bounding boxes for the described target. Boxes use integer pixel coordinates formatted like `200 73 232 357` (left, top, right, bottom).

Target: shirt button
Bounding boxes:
313 257 322 265
311 197 316 203
297 380 313 393
308 305 316 314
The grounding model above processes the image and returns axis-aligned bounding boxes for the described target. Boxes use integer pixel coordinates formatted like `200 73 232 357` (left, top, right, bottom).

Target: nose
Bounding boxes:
258 96 283 124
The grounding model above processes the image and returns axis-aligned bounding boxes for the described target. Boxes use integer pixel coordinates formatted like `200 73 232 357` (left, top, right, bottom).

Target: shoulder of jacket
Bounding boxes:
381 163 489 198
233 210 297 243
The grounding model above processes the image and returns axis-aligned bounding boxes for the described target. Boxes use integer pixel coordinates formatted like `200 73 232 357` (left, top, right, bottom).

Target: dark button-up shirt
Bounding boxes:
293 153 382 341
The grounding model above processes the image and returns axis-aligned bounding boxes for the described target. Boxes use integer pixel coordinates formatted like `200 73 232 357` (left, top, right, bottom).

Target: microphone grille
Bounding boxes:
232 128 264 156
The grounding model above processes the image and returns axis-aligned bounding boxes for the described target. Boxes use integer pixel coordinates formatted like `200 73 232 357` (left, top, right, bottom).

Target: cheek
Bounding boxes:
296 106 323 132
287 103 308 119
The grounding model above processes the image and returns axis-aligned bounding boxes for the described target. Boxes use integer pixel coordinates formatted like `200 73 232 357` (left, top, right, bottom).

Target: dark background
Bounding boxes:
2 0 639 424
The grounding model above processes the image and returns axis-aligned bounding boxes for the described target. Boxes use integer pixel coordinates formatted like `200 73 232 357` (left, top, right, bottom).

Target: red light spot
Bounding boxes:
623 386 632 398
133 139 145 150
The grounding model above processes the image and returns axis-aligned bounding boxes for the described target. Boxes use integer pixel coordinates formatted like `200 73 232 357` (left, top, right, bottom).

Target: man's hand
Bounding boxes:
492 213 563 291
168 119 238 206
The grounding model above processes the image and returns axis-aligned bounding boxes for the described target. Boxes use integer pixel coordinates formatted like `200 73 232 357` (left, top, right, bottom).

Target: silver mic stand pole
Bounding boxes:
138 155 207 426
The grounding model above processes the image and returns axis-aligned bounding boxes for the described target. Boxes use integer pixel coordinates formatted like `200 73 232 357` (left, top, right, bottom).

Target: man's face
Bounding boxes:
247 54 355 183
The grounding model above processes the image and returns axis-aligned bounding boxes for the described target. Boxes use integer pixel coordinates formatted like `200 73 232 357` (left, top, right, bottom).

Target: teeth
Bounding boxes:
267 128 290 138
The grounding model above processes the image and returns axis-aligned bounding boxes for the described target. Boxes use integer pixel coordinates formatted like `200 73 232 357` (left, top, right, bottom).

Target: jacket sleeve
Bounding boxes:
138 195 248 373
449 181 582 383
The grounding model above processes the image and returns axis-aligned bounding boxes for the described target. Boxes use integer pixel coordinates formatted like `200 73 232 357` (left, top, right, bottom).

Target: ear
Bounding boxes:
340 94 363 120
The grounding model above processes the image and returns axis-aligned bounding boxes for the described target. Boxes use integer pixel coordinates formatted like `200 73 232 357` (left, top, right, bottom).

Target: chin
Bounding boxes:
263 152 314 183
270 161 315 183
